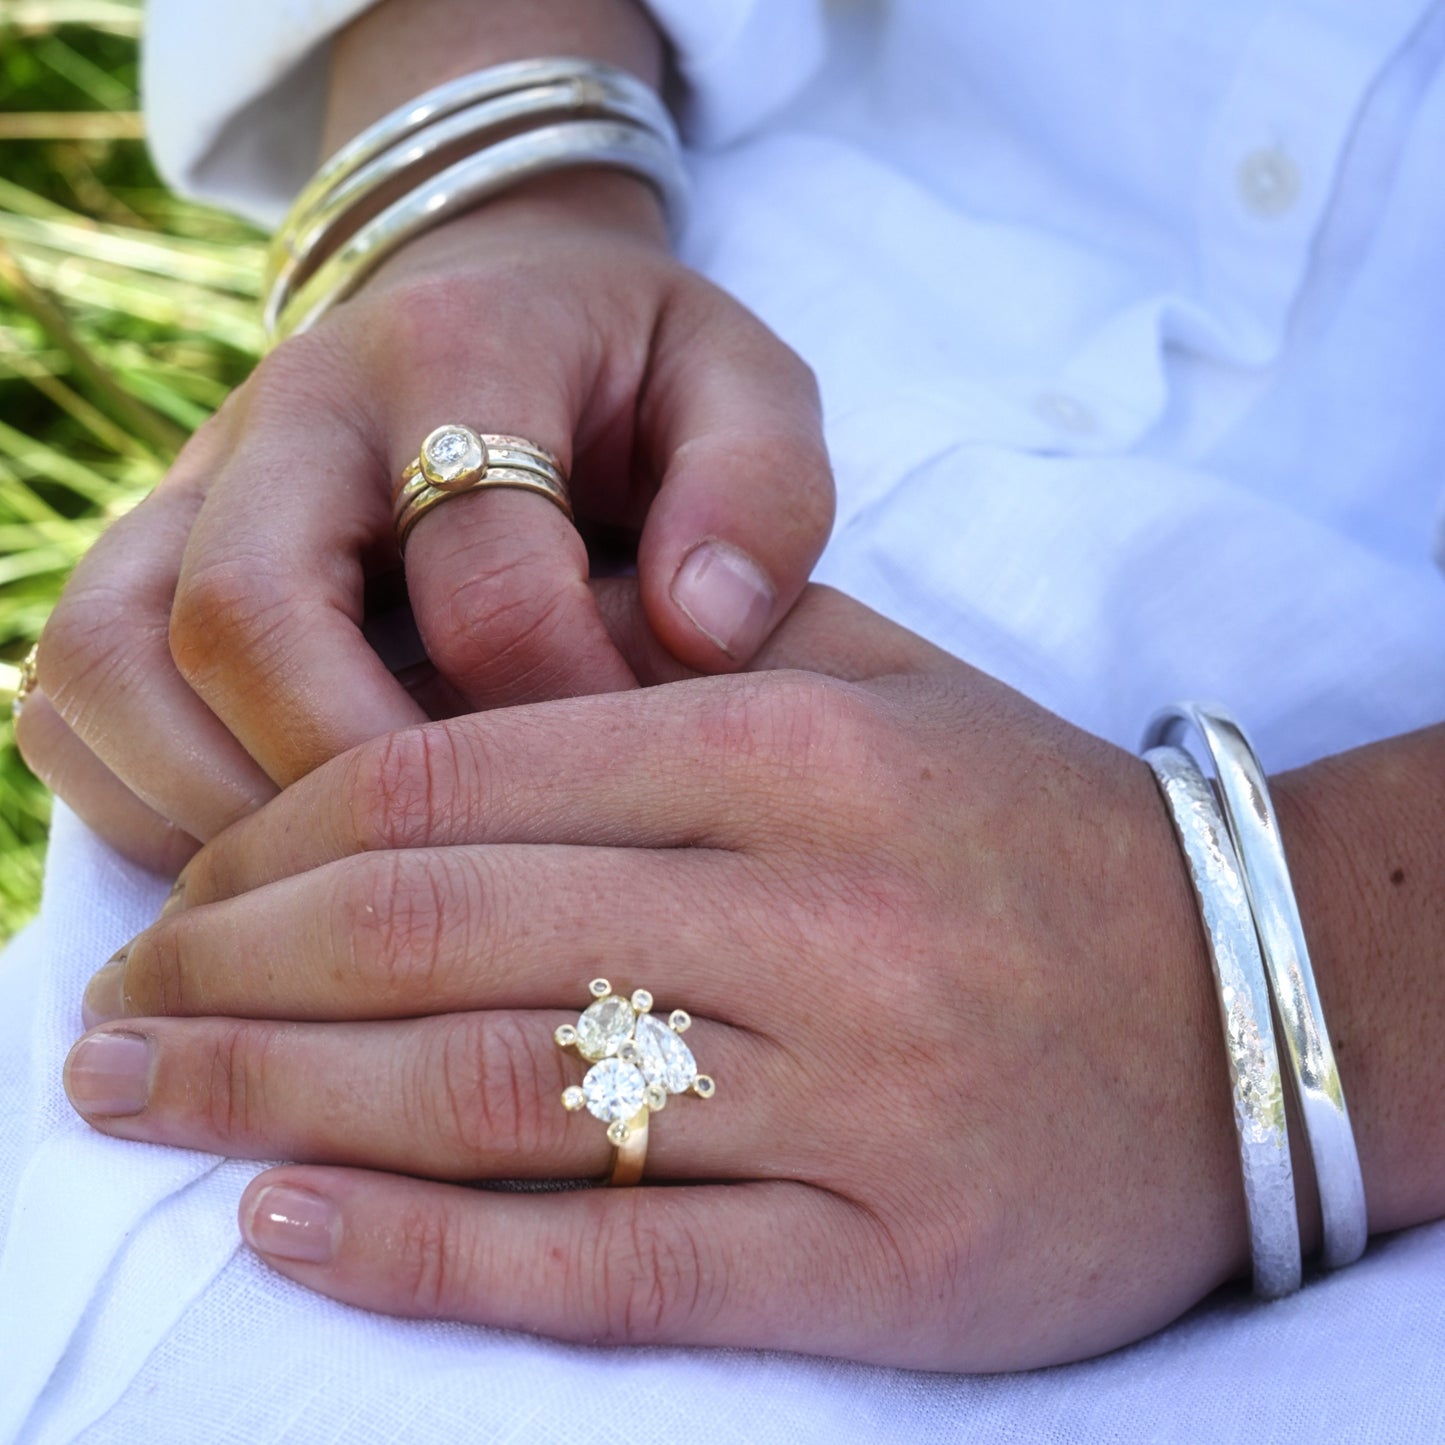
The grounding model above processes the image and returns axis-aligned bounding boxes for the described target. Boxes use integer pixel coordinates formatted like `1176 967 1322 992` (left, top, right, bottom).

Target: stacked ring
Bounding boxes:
393 424 573 550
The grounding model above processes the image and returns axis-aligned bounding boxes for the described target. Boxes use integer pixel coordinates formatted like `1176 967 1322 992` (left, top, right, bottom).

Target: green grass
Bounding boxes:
0 0 264 936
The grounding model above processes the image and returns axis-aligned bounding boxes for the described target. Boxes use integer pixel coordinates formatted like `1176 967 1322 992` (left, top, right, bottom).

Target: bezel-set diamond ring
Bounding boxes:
393 424 573 549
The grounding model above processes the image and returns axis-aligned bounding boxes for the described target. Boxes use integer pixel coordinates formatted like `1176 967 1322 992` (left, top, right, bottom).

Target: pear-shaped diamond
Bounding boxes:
575 995 635 1061
582 1058 646 1123
633 1013 697 1094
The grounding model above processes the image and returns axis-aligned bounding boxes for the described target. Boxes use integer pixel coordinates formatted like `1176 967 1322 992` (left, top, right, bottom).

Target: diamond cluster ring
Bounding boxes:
393 424 572 551
555 979 716 1187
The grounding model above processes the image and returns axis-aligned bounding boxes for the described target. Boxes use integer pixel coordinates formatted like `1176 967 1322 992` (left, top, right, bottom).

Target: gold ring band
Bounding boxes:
11 643 39 721
556 978 716 1187
394 424 573 551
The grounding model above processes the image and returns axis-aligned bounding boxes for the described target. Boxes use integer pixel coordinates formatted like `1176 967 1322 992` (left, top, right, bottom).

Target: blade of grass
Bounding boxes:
2 0 141 37
0 239 187 456
0 112 146 140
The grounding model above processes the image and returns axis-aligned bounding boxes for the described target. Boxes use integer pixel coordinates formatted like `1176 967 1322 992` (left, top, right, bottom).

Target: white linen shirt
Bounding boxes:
4 1 1445 1440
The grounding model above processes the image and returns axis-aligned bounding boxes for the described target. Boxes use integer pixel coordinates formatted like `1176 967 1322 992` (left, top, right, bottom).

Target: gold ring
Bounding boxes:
11 643 39 722
556 978 716 1187
393 424 572 551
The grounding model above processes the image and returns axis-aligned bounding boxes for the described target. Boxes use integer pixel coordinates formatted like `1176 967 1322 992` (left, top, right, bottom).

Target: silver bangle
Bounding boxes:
268 118 687 346
1144 744 1301 1298
1145 702 1367 1270
263 68 679 335
283 58 675 249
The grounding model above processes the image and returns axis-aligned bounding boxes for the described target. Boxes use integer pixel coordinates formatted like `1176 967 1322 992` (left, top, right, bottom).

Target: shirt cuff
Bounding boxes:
141 0 826 229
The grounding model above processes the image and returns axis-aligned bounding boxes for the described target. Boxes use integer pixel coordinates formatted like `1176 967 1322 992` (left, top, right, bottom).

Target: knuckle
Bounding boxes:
356 270 545 375
427 547 585 696
362 276 468 366
202 1021 272 1144
332 852 457 1007
416 1013 556 1166
40 583 150 725
126 920 189 1016
241 329 360 431
392 1197 474 1316
346 723 461 853
725 671 884 780
591 1197 717 1343
169 556 298 686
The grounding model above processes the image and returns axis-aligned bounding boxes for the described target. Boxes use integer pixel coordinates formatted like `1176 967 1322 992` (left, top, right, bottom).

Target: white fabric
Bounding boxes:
6 0 1445 1437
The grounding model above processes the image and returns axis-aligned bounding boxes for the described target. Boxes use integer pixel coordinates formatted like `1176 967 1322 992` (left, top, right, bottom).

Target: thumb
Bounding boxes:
634 280 835 671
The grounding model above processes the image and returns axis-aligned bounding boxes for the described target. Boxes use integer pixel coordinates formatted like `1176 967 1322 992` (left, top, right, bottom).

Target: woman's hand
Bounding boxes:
15 171 834 875
60 586 1272 1371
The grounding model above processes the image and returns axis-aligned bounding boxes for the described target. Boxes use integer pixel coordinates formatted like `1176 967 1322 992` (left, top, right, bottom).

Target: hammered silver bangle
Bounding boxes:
1146 702 1367 1270
1144 743 1301 1299
282 59 671 244
263 65 680 337
261 58 688 347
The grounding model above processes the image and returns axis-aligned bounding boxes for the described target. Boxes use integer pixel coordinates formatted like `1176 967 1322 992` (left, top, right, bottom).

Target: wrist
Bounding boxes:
1271 731 1445 1242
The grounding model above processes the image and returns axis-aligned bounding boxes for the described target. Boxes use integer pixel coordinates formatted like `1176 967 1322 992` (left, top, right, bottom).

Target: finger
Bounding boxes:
634 280 835 669
237 1171 882 1356
180 675 828 905
64 1010 757 1181
169 332 428 785
371 280 637 710
37 421 278 840
13 688 197 875
593 579 962 688
101 845 765 1024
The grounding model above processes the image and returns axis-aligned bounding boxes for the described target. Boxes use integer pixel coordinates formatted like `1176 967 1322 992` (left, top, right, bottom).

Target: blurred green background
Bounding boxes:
0 0 263 937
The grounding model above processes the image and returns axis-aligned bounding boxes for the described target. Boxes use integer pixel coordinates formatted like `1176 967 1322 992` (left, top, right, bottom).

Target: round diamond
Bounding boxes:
582 1058 646 1123
576 995 635 1061
633 1013 697 1094
420 425 485 487
430 432 467 464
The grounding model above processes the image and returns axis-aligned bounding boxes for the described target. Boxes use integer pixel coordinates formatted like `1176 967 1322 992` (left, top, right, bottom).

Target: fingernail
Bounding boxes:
671 540 774 659
82 951 127 1030
160 872 187 918
243 1185 340 1264
65 1030 151 1116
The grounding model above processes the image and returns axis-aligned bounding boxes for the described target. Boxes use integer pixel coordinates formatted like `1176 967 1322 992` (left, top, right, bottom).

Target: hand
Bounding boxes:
61 585 1257 1371
16 172 834 874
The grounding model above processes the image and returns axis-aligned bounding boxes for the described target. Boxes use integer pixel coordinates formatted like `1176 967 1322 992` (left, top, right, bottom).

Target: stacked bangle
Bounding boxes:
1142 702 1367 1296
262 58 688 347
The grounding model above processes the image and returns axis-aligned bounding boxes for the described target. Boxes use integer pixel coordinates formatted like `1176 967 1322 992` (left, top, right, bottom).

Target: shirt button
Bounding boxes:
1236 147 1300 217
